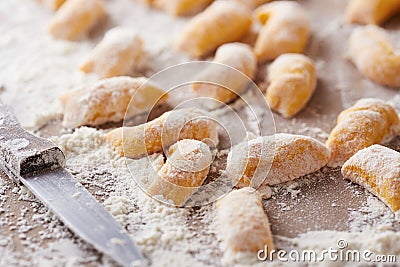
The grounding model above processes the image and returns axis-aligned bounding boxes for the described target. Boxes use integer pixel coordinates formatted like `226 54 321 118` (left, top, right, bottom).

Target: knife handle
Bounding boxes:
0 101 65 181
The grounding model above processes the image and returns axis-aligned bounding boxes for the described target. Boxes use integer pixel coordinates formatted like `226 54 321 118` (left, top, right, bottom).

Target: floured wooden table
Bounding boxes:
1 0 400 266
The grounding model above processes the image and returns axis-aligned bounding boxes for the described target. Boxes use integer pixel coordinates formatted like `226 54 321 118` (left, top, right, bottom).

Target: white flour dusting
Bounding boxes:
3 127 399 266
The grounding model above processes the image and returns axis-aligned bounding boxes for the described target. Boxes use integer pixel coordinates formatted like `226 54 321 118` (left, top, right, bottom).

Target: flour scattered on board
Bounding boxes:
2 126 399 266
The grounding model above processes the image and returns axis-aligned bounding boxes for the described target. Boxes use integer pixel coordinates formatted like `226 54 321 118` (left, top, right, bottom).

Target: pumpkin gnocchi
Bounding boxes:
327 98 400 167
106 108 219 158
266 53 316 118
147 139 212 206
175 1 252 58
226 134 330 187
49 0 106 40
345 0 400 25
254 1 310 62
216 187 274 264
342 144 400 213
192 42 256 106
80 27 144 78
60 76 166 129
348 25 400 88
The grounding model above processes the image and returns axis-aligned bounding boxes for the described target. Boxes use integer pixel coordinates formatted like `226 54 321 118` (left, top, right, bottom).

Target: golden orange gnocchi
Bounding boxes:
345 0 400 25
192 42 256 106
327 98 400 167
253 1 310 62
266 53 316 118
216 188 274 264
348 25 400 88
147 139 212 206
60 76 166 128
106 108 219 158
226 134 330 187
342 144 400 213
80 27 144 78
175 1 252 58
49 0 106 40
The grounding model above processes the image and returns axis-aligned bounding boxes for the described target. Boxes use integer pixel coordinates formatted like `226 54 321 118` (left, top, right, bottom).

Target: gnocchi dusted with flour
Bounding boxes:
106 108 219 158
192 42 256 106
327 98 400 167
348 25 400 88
80 27 143 78
254 1 310 62
49 0 106 40
345 0 400 25
154 0 214 16
226 134 330 187
175 1 252 58
216 187 274 264
60 76 166 129
147 139 212 206
342 145 400 213
266 53 316 118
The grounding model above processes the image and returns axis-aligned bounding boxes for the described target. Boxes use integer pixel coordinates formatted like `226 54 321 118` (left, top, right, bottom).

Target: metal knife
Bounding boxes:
0 101 145 267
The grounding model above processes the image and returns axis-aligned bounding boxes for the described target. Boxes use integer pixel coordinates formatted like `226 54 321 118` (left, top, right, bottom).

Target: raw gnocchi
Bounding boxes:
346 0 400 25
49 0 106 40
254 1 310 62
175 1 252 58
60 76 166 128
348 25 400 88
342 144 400 213
216 187 274 264
147 139 212 206
327 98 400 167
80 27 144 78
266 53 316 118
106 108 219 158
192 42 257 106
226 134 330 187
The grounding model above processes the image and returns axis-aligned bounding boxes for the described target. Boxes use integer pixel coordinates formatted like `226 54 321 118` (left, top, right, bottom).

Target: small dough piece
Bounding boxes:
49 0 106 40
106 107 219 158
38 0 66 10
80 27 143 78
342 144 400 213
192 42 256 105
226 134 330 187
60 76 166 128
266 53 316 118
345 0 400 25
175 1 252 58
348 25 400 88
154 0 214 16
216 187 274 263
147 139 212 206
327 98 400 167
254 1 310 62
234 0 272 10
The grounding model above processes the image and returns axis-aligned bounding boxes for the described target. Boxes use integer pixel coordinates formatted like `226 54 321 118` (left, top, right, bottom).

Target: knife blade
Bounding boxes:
0 101 145 267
